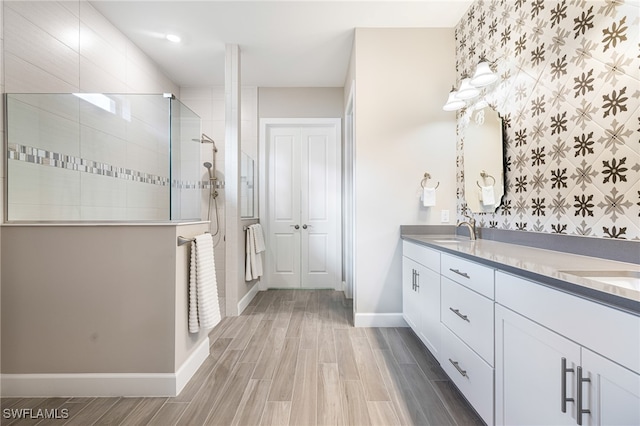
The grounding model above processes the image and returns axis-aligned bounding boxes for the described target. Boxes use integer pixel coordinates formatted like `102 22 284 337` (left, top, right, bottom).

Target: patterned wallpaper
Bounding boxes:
455 0 639 240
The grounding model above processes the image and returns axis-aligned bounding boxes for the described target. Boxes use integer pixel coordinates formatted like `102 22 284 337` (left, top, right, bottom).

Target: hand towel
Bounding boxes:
251 224 266 253
249 225 263 279
422 187 436 207
188 233 221 333
481 185 496 206
245 226 253 281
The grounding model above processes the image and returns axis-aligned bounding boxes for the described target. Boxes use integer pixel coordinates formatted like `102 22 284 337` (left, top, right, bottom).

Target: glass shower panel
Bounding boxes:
170 98 201 220
5 93 201 222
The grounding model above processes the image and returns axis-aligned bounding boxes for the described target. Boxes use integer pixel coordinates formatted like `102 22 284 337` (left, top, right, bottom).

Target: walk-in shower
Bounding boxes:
4 93 203 222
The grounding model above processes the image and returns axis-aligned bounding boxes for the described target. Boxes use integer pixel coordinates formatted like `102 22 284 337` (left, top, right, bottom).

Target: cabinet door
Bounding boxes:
581 348 640 426
495 305 580 426
415 263 440 358
402 257 420 331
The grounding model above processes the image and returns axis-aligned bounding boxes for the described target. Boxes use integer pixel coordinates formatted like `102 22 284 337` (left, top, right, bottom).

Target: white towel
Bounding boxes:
188 233 221 333
245 224 264 281
245 226 254 281
251 224 266 253
481 185 496 206
422 187 436 207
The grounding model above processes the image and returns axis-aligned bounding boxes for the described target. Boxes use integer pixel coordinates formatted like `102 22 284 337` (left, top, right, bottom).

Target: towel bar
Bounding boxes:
177 232 210 247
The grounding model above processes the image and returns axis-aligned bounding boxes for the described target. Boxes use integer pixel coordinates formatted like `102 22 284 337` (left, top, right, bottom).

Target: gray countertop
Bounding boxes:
402 234 640 315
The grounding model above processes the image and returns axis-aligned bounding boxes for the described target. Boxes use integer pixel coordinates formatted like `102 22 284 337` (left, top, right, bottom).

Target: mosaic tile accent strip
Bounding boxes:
455 0 640 240
8 143 170 186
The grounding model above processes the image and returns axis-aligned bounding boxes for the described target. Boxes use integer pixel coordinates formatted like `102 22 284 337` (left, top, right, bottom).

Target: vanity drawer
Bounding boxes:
403 241 440 273
440 323 494 426
441 277 494 365
441 253 494 298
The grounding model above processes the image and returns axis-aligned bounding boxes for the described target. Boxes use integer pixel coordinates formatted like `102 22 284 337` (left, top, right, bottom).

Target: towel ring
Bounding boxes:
421 173 440 189
476 170 496 188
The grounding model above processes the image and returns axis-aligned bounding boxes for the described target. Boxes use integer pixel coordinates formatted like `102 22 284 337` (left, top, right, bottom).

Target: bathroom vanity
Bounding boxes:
401 233 640 426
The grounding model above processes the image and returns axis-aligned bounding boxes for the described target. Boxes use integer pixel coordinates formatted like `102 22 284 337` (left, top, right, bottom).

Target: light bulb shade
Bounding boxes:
470 61 498 87
455 78 480 100
443 91 465 111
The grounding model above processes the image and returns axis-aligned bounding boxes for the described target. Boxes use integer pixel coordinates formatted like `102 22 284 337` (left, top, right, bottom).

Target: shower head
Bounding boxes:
203 162 214 180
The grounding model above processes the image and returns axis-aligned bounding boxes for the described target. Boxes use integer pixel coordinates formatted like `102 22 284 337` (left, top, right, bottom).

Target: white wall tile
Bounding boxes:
79 125 127 166
80 173 127 208
4 6 79 88
4 51 78 94
6 0 79 51
79 58 128 93
80 23 127 84
79 1 127 54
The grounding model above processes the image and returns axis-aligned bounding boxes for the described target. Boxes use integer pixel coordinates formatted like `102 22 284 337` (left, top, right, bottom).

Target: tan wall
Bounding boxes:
258 87 344 119
1 224 209 374
352 28 457 316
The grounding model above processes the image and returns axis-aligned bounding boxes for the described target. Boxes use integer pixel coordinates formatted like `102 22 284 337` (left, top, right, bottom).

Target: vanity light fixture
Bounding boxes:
470 60 498 87
165 34 181 43
443 58 499 112
443 87 466 111
455 77 480 100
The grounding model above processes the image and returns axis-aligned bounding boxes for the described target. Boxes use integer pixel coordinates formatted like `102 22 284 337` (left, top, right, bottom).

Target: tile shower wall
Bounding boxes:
179 86 259 316
2 1 180 221
455 0 639 240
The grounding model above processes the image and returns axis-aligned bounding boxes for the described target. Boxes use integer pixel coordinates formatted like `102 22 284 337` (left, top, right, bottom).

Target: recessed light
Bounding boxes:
166 34 181 43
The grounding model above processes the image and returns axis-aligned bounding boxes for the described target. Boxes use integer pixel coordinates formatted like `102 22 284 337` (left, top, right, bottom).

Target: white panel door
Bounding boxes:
300 126 338 288
267 127 301 288
265 121 340 289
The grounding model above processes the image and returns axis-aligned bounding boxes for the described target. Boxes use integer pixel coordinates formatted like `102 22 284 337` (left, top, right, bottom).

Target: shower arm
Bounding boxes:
200 133 218 182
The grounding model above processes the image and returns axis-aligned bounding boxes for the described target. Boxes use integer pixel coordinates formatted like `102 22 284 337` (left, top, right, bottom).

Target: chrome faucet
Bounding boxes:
457 212 477 240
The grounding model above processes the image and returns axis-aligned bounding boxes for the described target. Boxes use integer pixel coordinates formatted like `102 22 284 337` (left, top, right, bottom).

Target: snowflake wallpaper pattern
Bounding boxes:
455 0 640 240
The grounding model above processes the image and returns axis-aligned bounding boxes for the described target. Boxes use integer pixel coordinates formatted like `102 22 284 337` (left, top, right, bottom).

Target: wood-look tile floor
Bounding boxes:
1 290 484 426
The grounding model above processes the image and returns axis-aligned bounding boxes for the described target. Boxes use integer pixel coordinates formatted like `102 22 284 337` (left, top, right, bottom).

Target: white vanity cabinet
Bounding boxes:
402 241 441 358
495 271 640 426
439 253 496 425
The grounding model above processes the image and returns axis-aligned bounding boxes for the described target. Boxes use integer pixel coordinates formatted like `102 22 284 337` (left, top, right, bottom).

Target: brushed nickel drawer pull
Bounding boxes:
448 358 468 378
561 357 575 413
449 307 470 322
577 366 591 425
449 268 470 279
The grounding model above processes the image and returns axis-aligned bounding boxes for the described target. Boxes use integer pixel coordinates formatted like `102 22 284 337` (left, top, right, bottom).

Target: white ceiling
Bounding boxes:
91 0 472 88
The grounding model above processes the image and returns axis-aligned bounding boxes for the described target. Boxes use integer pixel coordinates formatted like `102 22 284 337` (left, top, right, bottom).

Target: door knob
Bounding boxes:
292 224 299 230
302 224 307 229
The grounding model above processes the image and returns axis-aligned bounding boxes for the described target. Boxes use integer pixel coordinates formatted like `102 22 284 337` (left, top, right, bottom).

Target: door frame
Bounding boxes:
343 84 356 305
259 118 342 291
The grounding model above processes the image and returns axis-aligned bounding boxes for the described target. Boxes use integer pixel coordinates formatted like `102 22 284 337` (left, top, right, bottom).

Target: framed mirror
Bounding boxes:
463 106 505 213
240 151 255 218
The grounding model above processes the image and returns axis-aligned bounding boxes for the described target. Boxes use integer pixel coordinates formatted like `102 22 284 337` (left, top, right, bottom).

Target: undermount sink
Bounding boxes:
560 270 640 291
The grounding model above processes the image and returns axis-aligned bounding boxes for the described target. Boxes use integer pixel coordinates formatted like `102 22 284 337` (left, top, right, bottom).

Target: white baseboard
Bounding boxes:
238 282 259 314
0 338 210 398
354 313 408 328
175 337 210 395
